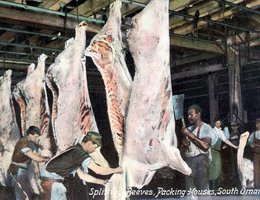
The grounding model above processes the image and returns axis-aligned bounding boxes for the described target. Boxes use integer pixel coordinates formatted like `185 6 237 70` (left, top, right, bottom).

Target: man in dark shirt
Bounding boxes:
40 131 122 200
8 126 48 200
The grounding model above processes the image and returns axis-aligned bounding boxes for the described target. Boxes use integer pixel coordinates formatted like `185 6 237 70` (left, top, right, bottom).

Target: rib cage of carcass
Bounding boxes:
85 1 132 199
12 54 52 196
45 21 108 166
86 0 191 199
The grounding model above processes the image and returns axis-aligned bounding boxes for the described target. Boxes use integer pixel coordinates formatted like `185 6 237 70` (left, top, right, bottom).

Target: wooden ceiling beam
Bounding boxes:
0 5 101 33
70 0 110 17
170 0 244 29
173 53 220 66
173 0 259 35
169 0 195 11
170 35 224 53
172 64 224 80
39 0 73 10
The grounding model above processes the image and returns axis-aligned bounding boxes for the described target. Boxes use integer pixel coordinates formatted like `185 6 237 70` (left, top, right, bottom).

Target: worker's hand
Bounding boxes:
100 179 109 186
180 138 191 153
182 127 191 137
113 167 123 174
182 138 191 147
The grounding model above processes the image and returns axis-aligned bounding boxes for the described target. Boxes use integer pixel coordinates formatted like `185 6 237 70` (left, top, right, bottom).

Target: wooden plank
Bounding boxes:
169 0 195 11
170 35 224 53
39 0 73 10
0 6 101 33
174 53 218 66
170 0 243 29
171 64 224 80
173 7 236 35
70 0 110 16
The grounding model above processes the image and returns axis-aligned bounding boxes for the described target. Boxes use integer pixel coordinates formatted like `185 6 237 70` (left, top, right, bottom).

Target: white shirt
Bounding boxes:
213 127 228 142
248 130 260 145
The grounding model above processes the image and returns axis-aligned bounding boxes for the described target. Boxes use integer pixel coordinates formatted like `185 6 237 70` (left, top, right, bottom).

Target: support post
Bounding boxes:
208 72 219 125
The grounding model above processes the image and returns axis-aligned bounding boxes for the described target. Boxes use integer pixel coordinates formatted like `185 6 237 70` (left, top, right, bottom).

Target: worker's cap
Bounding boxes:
87 131 102 146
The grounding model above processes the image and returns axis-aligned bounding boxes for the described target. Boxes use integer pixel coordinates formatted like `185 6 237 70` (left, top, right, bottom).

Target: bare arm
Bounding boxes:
76 169 108 186
182 128 211 152
223 139 238 149
26 151 48 162
87 160 122 175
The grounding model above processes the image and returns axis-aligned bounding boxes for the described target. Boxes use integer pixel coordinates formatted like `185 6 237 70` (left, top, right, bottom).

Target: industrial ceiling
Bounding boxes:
0 0 259 91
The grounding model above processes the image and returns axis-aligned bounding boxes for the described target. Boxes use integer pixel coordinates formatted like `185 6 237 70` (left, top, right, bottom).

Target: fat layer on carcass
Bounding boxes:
237 131 250 187
0 70 20 186
13 54 52 195
85 0 132 158
85 1 132 199
123 0 191 189
46 22 96 151
46 22 108 166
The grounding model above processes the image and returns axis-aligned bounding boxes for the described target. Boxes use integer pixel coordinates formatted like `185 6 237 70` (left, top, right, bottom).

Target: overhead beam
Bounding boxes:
39 0 72 10
169 0 244 29
172 64 224 80
0 5 101 33
170 34 225 53
169 0 195 11
215 0 260 15
173 53 220 66
173 0 259 35
70 0 110 16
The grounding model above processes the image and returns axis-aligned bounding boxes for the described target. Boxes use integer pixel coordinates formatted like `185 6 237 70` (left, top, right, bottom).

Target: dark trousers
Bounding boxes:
254 153 260 188
185 154 209 190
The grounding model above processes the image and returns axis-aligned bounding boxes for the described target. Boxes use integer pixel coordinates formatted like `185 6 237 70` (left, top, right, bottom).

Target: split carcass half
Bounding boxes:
0 70 20 186
124 0 191 189
46 22 108 166
85 1 132 199
237 131 253 187
13 54 52 195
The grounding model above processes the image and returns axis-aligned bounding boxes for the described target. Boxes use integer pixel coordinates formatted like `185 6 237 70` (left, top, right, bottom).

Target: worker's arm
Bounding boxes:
76 169 108 186
182 128 211 152
223 139 238 149
218 129 238 149
25 150 48 162
87 160 122 176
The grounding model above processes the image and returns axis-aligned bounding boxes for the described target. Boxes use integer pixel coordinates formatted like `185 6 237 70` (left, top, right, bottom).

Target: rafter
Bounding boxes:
169 0 244 29
173 0 259 35
39 0 73 10
70 0 110 17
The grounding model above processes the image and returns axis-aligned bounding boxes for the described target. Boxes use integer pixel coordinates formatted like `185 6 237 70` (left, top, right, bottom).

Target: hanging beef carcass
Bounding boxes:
85 1 132 199
0 70 20 186
85 0 132 160
46 21 108 166
123 0 191 189
13 54 52 196
237 131 254 187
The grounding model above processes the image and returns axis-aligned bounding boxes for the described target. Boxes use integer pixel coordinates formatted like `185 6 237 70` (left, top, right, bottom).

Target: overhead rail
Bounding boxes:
0 41 62 52
0 27 69 40
0 50 56 58
121 0 259 33
214 0 260 15
170 10 260 33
